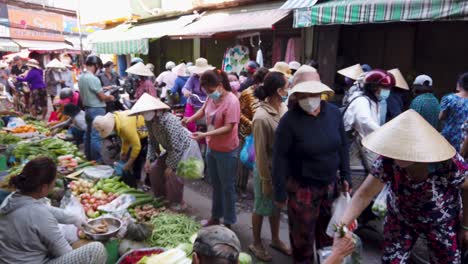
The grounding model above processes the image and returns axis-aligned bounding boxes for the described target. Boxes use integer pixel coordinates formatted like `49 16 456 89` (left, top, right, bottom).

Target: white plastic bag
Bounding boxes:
372 184 390 218
326 192 352 237
6 117 25 128
98 194 136 214
176 139 204 180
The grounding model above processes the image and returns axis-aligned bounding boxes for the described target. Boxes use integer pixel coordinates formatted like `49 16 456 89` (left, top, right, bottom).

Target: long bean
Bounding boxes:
147 213 200 248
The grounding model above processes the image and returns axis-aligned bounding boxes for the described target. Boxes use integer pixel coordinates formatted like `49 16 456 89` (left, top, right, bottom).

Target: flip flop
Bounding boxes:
249 244 272 262
270 242 292 256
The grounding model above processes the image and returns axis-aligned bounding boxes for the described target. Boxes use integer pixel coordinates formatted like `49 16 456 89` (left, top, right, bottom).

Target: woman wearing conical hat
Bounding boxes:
341 110 468 263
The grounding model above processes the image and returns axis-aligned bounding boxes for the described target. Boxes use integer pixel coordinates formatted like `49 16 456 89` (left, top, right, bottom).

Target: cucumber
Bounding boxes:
129 197 154 208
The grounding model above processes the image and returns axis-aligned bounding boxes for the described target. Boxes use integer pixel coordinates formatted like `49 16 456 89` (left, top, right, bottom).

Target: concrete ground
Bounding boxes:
182 181 382 264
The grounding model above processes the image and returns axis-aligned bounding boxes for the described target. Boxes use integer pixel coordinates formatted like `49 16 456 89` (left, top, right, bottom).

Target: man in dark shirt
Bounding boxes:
10 56 28 76
98 61 120 89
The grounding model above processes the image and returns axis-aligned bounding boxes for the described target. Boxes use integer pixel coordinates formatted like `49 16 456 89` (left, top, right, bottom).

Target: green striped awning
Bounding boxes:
88 24 149 55
92 39 148 55
294 0 468 27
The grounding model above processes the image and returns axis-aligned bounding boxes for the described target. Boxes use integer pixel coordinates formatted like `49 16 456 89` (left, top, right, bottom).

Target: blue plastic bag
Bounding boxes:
240 135 255 169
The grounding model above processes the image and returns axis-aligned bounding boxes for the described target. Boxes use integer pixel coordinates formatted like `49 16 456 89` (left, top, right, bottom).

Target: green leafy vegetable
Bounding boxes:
176 158 204 180
0 134 21 145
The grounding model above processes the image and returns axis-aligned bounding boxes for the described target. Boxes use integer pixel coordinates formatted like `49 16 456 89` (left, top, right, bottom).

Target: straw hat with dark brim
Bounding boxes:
270 61 292 77
337 64 363 80
388 68 410 90
93 113 115 138
290 81 334 97
189 58 215 75
128 93 170 116
46 59 66 69
362 110 456 162
26 59 41 69
126 62 154 77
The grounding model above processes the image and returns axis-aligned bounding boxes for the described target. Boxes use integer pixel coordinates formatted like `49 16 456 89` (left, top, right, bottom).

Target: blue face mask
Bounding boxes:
380 89 391 101
209 90 221 101
281 95 288 102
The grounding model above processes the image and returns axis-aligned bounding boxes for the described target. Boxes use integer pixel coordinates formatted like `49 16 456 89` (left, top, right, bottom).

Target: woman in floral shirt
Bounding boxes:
341 110 468 264
128 93 192 210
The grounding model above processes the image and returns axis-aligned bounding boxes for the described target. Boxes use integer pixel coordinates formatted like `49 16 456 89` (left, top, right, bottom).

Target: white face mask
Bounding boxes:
298 97 321 113
142 111 155 121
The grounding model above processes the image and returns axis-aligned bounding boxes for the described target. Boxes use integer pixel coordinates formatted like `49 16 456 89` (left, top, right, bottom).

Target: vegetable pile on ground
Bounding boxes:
13 137 83 161
95 177 164 209
118 248 164 264
10 125 36 133
0 133 21 144
147 213 200 248
138 248 191 264
176 158 204 180
128 204 164 222
68 178 118 218
25 120 50 134
57 155 94 174
0 165 23 189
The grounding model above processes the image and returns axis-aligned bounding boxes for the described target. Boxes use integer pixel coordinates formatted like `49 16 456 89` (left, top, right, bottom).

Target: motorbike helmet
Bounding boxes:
85 55 103 69
363 69 395 88
59 88 74 100
131 57 143 66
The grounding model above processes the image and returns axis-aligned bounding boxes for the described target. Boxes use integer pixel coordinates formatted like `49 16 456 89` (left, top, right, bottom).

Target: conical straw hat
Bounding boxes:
362 110 456 162
128 93 170 116
126 62 154 77
337 64 363 80
388 68 409 90
46 59 66 69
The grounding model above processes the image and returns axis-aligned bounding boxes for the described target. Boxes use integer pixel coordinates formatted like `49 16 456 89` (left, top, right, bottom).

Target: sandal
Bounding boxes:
270 242 292 256
249 244 272 262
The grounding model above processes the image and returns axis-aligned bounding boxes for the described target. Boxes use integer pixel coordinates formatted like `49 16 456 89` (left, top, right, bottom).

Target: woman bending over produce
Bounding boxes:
129 93 193 210
341 110 468 264
0 156 107 264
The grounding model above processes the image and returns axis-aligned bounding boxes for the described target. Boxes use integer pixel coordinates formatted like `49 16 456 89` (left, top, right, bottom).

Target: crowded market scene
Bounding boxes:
0 0 467 263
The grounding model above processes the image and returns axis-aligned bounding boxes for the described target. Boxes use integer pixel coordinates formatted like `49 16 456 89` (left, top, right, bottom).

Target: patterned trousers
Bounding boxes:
46 242 107 264
287 179 336 264
382 214 460 264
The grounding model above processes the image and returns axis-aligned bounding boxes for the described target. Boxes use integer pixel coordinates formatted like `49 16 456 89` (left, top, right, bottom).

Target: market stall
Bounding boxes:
0 116 251 264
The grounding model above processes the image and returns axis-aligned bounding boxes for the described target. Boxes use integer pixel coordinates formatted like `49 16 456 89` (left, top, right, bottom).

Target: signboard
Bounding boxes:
0 3 9 37
8 8 64 41
63 16 102 35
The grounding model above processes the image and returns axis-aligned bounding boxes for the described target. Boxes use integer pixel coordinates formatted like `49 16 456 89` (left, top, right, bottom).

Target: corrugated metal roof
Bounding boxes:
169 2 291 37
280 0 318 9
0 38 20 52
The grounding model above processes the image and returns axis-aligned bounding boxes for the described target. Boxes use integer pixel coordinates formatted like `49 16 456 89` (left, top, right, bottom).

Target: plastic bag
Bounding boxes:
98 194 136 214
318 234 363 264
240 134 255 169
176 139 204 180
326 192 352 237
6 117 25 128
372 184 390 218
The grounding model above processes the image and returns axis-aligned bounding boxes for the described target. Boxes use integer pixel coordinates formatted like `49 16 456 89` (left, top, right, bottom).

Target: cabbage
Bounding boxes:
176 243 193 257
177 158 204 180
239 252 252 264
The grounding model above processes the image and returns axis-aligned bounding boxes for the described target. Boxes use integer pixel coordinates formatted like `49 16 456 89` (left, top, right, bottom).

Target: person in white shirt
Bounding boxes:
51 103 86 145
156 61 177 100
343 69 395 172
